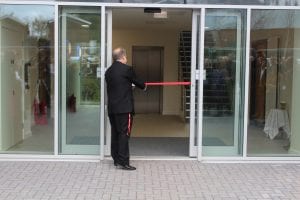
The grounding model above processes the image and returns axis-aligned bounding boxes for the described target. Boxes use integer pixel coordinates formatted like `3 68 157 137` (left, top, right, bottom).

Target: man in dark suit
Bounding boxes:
105 47 146 170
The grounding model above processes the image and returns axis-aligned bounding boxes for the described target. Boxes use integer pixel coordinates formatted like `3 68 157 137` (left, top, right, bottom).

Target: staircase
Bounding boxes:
178 31 192 120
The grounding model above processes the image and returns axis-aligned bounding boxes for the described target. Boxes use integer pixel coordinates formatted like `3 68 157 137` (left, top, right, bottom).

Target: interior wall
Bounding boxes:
112 28 181 115
0 18 27 150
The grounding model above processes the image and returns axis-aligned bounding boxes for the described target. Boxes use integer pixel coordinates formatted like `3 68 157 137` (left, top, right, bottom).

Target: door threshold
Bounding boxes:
104 156 197 160
132 156 197 160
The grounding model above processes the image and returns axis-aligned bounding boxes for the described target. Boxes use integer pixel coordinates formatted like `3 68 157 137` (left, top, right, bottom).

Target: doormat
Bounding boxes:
130 137 188 156
70 136 100 145
203 137 226 146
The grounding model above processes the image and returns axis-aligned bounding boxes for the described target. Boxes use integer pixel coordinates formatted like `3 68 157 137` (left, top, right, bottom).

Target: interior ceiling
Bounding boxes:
112 8 192 30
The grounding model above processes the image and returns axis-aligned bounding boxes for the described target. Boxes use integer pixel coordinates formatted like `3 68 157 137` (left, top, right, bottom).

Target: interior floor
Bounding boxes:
130 114 189 156
3 112 291 156
131 114 189 137
6 120 54 154
202 117 234 146
247 124 290 156
67 106 100 145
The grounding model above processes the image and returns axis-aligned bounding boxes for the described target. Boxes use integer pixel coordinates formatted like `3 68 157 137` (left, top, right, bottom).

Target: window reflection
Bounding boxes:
0 5 54 154
202 9 246 156
59 7 101 155
248 10 300 156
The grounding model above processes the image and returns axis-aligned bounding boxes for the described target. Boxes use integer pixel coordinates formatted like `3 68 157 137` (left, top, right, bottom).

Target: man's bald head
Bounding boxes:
112 47 127 63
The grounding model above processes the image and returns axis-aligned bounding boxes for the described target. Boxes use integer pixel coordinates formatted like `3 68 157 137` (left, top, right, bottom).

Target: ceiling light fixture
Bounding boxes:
81 24 90 28
153 10 168 19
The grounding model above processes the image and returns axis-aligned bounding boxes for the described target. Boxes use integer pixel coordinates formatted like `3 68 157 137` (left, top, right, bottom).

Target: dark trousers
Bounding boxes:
108 113 133 166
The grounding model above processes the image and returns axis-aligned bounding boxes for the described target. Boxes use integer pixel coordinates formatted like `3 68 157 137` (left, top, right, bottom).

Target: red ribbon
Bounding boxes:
145 81 191 86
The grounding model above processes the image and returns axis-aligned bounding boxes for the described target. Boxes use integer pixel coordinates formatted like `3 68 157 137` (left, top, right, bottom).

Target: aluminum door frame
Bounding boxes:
104 8 199 158
189 9 202 157
198 9 243 158
59 6 105 158
104 8 112 157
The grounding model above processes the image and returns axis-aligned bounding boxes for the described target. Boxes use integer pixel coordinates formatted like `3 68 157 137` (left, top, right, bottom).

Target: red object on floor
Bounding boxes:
145 81 191 86
33 99 47 125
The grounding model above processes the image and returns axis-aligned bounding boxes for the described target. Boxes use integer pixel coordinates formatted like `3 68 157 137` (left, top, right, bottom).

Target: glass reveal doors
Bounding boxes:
59 7 102 155
200 9 246 157
57 6 246 158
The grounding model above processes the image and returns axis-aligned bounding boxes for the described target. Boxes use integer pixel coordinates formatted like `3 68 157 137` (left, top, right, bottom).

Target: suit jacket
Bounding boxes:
105 61 145 114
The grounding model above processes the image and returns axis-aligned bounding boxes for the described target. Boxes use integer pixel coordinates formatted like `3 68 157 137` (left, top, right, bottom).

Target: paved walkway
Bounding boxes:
0 160 300 199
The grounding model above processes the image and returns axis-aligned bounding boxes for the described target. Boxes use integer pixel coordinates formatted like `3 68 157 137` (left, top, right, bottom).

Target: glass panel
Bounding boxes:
122 0 184 3
8 0 300 6
59 7 101 155
57 0 119 2
0 5 54 154
248 10 300 156
56 0 300 5
186 0 300 6
202 9 246 156
58 0 183 3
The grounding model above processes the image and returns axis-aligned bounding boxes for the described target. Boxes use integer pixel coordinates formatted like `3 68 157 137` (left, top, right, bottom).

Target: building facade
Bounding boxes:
1 0 300 161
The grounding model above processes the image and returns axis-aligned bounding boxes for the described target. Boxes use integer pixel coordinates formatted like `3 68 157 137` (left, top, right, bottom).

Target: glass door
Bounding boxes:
201 9 246 156
59 6 102 155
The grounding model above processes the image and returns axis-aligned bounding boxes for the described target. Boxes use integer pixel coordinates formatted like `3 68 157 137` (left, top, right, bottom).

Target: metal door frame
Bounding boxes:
104 7 198 158
200 10 243 157
189 9 202 157
59 6 105 157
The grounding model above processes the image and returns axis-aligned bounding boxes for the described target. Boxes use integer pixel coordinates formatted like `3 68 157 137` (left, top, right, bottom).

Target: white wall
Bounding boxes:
0 18 27 150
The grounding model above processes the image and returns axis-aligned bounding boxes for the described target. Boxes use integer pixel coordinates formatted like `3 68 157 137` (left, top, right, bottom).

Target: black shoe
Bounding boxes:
118 164 136 170
114 161 117 166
